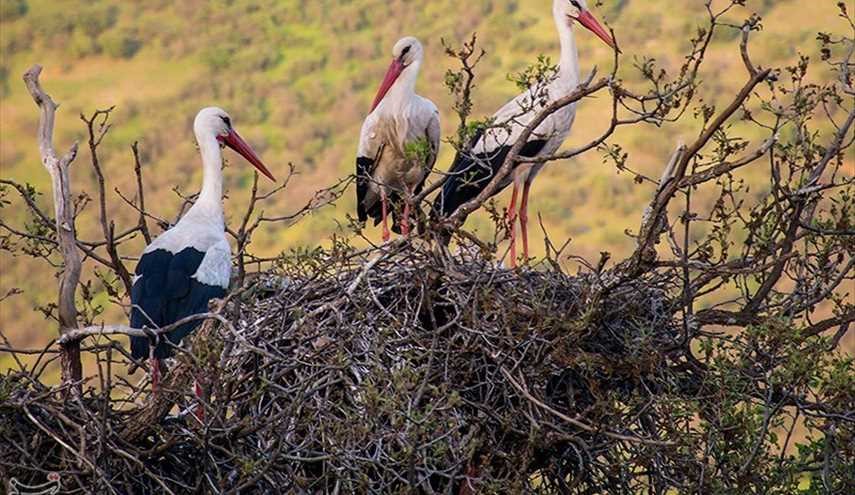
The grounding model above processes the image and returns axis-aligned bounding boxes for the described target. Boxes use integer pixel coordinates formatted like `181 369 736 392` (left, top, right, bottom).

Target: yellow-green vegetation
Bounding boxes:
403 136 434 167
0 0 851 364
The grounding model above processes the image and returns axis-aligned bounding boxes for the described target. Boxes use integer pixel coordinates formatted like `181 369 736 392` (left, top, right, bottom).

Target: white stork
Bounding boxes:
433 0 616 266
357 36 441 241
130 107 274 399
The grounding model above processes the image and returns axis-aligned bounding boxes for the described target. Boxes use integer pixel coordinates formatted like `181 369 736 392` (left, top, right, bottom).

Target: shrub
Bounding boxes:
75 3 118 39
98 27 142 59
0 0 27 21
69 29 99 58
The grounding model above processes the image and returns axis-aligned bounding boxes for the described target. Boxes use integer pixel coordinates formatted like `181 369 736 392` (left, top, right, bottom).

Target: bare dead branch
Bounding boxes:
81 107 134 295
22 64 83 387
131 141 153 244
624 67 772 275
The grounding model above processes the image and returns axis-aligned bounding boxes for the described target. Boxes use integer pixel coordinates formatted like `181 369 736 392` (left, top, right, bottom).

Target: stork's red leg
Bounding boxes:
381 190 391 242
401 200 411 237
506 182 520 268
150 357 161 394
520 180 533 263
459 458 481 495
192 379 205 424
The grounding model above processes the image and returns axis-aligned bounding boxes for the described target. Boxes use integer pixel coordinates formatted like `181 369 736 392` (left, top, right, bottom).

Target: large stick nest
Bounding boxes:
2 240 703 493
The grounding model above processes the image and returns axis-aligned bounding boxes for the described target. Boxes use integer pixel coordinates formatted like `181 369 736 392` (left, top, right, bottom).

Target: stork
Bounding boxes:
357 36 441 241
130 107 274 411
433 0 615 267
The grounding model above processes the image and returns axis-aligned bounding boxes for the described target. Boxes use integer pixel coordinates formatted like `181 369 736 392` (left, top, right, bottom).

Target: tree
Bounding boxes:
1 1 852 493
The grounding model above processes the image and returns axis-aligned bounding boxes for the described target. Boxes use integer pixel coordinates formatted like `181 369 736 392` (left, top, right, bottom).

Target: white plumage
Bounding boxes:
356 37 441 240
435 0 616 266
129 107 273 398
192 238 232 289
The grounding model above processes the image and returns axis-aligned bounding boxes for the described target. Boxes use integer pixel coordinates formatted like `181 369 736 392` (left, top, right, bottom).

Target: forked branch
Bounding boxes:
23 64 83 387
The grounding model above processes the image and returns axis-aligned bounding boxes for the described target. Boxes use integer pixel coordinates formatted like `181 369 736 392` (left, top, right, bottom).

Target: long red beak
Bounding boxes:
576 11 618 52
220 129 275 182
370 59 405 112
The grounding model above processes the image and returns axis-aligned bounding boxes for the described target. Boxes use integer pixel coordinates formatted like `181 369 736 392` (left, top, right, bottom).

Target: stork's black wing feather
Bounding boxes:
433 133 548 221
130 247 226 359
356 156 375 223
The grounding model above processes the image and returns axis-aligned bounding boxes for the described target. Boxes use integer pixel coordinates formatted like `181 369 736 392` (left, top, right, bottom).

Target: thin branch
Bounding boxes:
58 311 234 344
445 72 609 228
131 141 152 244
81 107 133 295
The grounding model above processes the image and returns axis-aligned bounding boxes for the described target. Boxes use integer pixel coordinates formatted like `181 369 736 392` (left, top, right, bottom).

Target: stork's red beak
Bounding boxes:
220 129 275 182
370 59 405 112
576 11 618 52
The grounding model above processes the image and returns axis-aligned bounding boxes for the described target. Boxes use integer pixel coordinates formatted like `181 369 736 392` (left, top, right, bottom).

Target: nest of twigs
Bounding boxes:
2 240 700 494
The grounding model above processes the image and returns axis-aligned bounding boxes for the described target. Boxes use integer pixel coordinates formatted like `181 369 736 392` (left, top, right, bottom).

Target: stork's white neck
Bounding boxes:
188 132 225 223
382 60 421 111
554 13 581 89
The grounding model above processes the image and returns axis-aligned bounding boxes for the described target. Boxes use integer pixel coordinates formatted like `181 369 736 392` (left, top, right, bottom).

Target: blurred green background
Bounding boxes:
1 0 851 375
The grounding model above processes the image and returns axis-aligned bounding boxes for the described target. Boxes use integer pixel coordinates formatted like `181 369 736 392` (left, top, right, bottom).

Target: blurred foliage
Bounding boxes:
0 0 27 22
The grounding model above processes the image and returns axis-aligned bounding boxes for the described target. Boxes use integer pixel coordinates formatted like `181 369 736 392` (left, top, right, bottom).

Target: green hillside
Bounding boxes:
0 0 850 362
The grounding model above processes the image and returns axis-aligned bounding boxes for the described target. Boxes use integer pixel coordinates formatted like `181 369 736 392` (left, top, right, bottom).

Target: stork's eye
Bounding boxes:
570 0 581 8
220 116 232 128
402 45 411 56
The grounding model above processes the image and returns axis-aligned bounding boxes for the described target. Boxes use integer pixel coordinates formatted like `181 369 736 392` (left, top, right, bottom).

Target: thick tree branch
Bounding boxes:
624 67 772 276
23 64 83 387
